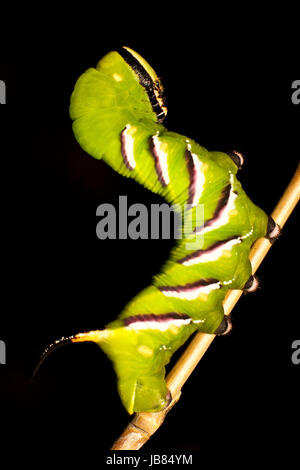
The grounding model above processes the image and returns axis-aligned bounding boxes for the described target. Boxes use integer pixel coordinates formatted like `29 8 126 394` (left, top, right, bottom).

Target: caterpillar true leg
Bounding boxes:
266 216 281 242
227 150 244 170
165 389 172 407
214 315 232 336
243 275 260 294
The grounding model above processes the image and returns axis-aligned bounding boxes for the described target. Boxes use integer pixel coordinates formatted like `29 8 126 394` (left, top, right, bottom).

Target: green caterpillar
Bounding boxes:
35 47 280 415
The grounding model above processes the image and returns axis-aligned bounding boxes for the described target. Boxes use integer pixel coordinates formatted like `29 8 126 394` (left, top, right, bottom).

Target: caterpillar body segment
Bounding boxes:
67 47 270 414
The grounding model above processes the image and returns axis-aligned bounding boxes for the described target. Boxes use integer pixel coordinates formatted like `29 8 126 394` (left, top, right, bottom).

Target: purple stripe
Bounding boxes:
185 149 196 205
120 127 134 171
213 184 231 216
177 236 241 265
194 184 231 233
123 312 190 327
149 136 168 187
158 278 219 293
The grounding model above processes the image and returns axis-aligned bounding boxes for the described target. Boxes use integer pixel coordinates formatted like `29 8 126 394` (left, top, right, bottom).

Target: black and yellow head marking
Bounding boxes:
117 46 167 123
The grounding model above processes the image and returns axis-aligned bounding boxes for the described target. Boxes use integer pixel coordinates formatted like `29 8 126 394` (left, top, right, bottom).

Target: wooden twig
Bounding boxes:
111 164 300 450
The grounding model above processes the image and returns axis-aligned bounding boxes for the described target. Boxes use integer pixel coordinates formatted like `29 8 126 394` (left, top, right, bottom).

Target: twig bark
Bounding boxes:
111 164 300 450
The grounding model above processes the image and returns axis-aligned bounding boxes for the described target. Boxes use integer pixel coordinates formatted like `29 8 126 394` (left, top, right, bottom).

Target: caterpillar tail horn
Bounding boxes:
30 330 103 383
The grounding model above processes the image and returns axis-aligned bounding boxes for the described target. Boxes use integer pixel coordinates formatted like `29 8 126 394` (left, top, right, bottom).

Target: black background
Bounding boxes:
0 24 299 464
